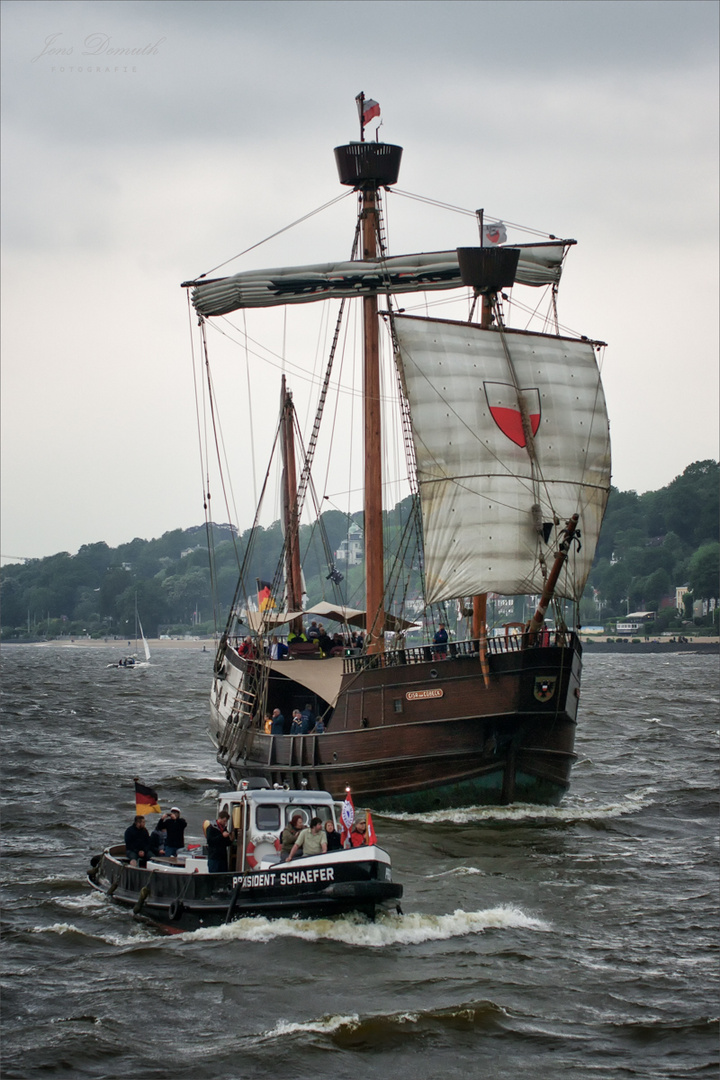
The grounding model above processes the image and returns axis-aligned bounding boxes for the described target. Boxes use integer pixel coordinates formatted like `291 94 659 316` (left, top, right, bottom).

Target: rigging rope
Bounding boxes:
194 191 354 279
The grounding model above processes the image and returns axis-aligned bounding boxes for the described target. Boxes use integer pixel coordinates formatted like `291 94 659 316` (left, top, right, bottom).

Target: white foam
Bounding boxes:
51 892 107 911
266 1013 361 1038
380 787 657 825
424 866 484 879
29 921 154 947
181 905 548 948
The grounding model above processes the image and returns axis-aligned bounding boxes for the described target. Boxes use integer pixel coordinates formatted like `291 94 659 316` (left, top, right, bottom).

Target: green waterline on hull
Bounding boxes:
362 771 567 813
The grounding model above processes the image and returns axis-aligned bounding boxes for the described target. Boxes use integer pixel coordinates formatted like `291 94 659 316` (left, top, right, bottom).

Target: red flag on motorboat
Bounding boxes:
340 790 355 846
134 779 161 816
365 811 377 846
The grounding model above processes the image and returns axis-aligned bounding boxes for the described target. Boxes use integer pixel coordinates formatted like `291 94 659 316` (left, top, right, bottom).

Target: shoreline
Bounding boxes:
3 636 717 654
2 638 216 651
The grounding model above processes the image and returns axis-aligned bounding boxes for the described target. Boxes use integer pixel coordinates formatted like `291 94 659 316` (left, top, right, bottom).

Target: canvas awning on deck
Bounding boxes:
245 601 416 634
268 657 345 707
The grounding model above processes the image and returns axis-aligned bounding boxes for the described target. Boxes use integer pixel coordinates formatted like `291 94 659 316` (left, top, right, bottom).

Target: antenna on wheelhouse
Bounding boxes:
334 98 402 655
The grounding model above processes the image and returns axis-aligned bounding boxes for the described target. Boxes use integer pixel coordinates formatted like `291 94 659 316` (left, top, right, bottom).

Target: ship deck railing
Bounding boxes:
342 630 577 675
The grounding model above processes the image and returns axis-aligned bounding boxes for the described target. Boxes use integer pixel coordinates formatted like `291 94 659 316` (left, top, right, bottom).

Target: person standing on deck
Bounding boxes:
300 704 315 734
433 623 448 658
205 812 232 873
162 807 187 857
270 708 285 735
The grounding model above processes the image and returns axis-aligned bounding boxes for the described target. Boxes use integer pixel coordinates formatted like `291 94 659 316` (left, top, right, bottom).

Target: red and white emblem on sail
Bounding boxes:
484 382 541 448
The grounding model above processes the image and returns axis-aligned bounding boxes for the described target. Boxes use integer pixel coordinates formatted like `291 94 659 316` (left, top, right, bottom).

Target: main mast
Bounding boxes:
280 375 303 636
334 97 402 654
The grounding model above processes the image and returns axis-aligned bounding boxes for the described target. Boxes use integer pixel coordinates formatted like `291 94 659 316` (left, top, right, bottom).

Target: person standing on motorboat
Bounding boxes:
162 807 187 857
205 811 232 873
286 818 327 862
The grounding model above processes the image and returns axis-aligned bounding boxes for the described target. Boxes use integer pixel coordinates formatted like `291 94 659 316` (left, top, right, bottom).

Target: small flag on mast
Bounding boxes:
356 93 381 130
134 779 161 816
483 221 507 245
365 810 377 846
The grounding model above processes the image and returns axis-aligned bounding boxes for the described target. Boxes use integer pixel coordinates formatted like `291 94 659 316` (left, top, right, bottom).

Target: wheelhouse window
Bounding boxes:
255 804 281 831
284 806 311 828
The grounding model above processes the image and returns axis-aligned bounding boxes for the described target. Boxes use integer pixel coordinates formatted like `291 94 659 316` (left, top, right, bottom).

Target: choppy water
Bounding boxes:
1 645 717 1079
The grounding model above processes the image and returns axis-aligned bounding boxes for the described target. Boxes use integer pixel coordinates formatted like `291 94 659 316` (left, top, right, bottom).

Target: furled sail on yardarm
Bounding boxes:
184 96 611 811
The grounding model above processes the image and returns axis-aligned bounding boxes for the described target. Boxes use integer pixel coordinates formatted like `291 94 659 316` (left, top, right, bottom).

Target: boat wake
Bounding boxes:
380 787 657 826
182 904 548 947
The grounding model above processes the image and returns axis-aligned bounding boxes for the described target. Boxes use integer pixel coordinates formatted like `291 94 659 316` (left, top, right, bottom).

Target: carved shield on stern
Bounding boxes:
533 676 557 702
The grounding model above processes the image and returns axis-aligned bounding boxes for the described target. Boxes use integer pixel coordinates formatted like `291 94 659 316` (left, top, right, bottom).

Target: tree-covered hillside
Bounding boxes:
586 460 718 625
2 461 717 640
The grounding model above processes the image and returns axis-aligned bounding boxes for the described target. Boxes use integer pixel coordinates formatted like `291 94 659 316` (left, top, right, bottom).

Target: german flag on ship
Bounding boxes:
134 779 161 816
257 579 276 611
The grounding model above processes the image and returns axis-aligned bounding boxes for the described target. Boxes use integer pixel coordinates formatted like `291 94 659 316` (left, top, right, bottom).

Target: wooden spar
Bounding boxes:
473 594 490 688
472 291 493 686
280 376 304 635
362 185 385 654
526 513 580 643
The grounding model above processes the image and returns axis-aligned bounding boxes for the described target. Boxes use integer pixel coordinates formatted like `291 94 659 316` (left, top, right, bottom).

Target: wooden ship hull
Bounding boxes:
209 632 582 811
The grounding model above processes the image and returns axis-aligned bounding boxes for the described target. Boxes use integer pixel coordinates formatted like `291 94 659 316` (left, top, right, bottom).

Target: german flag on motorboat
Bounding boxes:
134 779 161 816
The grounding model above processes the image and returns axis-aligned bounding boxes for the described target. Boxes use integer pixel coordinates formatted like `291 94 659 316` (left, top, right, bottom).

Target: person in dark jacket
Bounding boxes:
124 816 151 867
270 709 285 736
300 704 315 734
205 812 232 873
324 819 343 852
433 623 449 658
149 821 167 857
162 807 187 857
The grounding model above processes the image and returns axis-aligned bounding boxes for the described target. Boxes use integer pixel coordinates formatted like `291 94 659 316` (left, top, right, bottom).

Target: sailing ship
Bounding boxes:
183 97 611 811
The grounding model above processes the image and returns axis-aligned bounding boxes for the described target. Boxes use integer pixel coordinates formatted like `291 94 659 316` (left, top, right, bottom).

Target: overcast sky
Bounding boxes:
1 0 718 562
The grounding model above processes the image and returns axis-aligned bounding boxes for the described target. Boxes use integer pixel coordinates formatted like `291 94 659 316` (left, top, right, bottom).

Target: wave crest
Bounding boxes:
183 905 548 947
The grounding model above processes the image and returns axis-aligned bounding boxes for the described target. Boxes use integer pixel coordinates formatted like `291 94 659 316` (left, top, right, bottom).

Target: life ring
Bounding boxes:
245 833 281 868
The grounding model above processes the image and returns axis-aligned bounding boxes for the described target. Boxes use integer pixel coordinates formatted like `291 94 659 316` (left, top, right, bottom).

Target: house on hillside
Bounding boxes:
334 522 363 567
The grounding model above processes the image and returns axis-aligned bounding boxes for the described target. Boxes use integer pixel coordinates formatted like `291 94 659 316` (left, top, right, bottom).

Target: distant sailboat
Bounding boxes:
109 597 151 668
138 616 151 663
